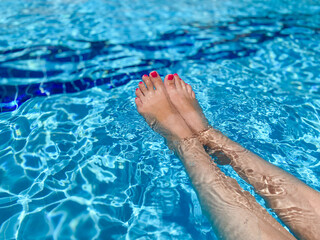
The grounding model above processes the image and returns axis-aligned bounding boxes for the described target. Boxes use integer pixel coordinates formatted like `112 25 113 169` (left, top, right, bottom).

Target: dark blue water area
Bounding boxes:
1 12 319 112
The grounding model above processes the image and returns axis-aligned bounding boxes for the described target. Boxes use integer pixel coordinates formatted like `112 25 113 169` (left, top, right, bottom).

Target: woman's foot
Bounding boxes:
163 73 209 133
135 71 193 141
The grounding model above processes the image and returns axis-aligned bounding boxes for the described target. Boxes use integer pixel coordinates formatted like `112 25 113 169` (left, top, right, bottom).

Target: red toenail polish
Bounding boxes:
168 74 174 80
151 71 157 78
139 81 143 84
143 74 148 77
174 73 178 76
136 88 139 91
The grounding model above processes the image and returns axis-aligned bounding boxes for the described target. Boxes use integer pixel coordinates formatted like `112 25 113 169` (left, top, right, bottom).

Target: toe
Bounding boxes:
179 76 188 92
179 76 186 85
164 74 176 89
173 73 183 89
142 74 155 92
186 84 193 96
135 88 144 99
135 97 143 108
149 71 165 90
138 80 147 95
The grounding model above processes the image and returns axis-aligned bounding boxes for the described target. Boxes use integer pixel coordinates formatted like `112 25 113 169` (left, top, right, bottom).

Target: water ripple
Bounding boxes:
0 0 320 239
1 10 320 113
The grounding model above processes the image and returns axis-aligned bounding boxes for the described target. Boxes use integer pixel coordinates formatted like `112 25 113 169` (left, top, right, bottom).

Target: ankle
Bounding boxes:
164 114 193 140
196 126 220 145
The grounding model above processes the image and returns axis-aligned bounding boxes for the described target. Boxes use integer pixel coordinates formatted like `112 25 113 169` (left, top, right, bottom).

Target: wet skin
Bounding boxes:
135 71 299 240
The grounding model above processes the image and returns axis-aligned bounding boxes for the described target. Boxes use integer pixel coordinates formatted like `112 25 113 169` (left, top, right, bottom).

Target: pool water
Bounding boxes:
1 0 320 239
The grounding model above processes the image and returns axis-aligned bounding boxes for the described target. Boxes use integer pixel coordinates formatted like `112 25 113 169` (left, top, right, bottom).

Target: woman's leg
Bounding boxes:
175 136 295 240
197 127 320 240
134 72 295 240
163 73 320 239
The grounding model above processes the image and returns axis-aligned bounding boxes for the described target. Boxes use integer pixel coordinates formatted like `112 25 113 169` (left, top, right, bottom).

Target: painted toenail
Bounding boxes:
180 78 182 80
139 81 143 84
168 74 174 80
151 71 158 78
174 73 178 76
136 88 139 91
143 74 148 77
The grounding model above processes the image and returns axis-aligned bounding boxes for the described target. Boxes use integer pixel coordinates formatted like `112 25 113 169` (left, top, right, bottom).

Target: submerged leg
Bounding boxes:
175 137 295 240
197 128 320 240
164 73 320 239
135 71 295 240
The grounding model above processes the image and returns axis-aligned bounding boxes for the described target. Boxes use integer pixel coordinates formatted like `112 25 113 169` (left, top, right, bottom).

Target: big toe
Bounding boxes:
164 74 176 89
149 71 165 90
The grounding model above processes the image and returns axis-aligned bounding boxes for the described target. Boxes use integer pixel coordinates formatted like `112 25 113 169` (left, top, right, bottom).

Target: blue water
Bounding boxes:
0 0 320 239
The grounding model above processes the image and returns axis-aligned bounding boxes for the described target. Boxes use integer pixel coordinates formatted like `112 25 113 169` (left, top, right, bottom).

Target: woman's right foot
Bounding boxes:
164 73 209 133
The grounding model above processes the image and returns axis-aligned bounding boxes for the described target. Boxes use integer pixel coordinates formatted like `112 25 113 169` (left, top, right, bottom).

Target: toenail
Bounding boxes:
180 78 182 80
168 74 174 80
136 88 139 91
151 71 158 78
139 81 143 84
143 74 148 77
150 71 157 78
174 73 178 76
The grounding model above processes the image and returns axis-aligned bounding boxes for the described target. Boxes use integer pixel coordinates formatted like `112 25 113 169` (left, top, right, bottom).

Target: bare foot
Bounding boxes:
164 73 209 133
135 71 193 141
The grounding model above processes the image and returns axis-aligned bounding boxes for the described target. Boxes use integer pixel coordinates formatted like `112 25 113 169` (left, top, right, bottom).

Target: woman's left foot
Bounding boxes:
163 73 209 133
